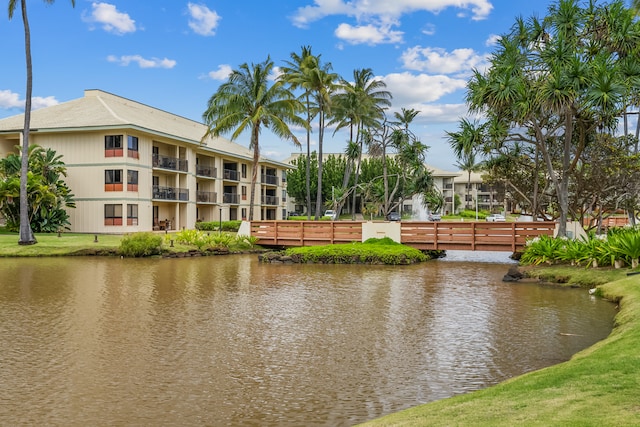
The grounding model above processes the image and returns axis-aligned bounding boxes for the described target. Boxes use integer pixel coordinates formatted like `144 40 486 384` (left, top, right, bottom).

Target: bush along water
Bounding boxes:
521 227 640 268
119 232 163 257
262 237 429 265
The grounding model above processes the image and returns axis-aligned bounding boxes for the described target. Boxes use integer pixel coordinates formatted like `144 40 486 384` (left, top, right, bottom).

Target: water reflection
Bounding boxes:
0 255 616 426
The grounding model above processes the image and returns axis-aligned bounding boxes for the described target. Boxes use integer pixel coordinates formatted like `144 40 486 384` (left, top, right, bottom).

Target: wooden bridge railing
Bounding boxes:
249 220 556 252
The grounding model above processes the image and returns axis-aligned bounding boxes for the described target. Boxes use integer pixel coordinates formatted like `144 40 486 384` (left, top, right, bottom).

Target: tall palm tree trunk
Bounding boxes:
19 0 36 245
249 125 260 221
305 99 312 219
315 109 325 219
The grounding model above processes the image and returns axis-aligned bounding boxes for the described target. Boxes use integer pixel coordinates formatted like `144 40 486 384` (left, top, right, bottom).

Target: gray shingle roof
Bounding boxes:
0 89 288 166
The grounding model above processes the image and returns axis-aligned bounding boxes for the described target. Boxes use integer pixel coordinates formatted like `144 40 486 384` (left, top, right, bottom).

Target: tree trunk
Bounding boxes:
248 125 260 221
305 96 311 219
19 0 36 245
314 108 324 220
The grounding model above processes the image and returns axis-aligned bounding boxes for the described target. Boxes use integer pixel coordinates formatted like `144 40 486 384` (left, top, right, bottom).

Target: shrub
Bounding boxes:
119 232 163 257
195 220 242 232
236 234 259 249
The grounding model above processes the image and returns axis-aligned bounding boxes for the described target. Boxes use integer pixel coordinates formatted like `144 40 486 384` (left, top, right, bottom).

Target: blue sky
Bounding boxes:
1 0 558 170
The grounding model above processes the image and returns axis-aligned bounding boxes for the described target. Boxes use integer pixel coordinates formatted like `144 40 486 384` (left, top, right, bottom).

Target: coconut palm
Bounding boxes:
280 46 316 219
331 68 391 219
302 56 338 219
202 57 306 221
446 118 486 209
8 0 75 244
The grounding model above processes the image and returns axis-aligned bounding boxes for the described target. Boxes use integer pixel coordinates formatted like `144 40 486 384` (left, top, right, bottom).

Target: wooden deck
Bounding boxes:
249 220 556 252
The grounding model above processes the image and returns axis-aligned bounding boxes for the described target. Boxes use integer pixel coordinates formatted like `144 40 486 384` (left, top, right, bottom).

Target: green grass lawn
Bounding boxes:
0 232 123 256
359 266 640 427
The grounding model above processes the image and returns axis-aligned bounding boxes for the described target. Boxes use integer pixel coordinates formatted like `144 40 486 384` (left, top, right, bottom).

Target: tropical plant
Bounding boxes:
466 0 638 237
119 232 163 257
0 145 75 232
280 46 317 219
202 57 306 220
8 0 76 244
330 68 392 219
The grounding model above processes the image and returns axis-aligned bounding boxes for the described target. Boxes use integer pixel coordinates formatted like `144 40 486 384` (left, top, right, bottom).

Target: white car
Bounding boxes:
486 213 506 222
324 210 338 220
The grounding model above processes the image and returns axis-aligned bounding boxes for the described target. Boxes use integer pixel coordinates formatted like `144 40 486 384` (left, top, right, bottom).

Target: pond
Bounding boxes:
0 253 616 426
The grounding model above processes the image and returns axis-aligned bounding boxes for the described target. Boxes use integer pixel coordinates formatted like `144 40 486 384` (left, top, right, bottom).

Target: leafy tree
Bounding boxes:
8 0 76 244
202 57 306 220
0 145 75 232
466 0 639 236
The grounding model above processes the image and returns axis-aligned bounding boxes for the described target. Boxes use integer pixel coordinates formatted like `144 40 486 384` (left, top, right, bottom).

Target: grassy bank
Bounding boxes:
0 231 245 257
359 266 640 427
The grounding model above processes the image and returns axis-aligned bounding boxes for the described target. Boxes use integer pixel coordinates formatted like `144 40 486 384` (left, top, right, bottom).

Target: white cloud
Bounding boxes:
31 96 60 110
0 90 23 109
0 90 59 111
187 3 221 36
107 55 176 69
207 64 232 80
334 22 403 45
383 72 467 105
83 2 136 35
292 0 493 28
485 34 501 46
422 23 436 36
400 46 488 75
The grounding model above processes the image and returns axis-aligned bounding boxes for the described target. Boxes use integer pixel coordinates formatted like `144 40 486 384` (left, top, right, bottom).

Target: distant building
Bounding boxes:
0 89 291 233
453 171 505 214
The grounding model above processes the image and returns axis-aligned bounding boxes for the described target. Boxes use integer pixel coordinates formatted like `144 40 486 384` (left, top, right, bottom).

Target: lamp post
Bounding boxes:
219 206 222 234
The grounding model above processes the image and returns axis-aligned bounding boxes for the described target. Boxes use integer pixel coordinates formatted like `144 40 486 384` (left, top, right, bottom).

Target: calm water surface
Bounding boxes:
0 253 616 426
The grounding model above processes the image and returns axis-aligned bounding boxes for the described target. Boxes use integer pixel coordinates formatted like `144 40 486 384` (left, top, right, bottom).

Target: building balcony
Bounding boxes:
152 154 188 172
196 191 217 203
223 193 239 204
262 195 279 206
223 169 240 181
152 185 188 201
196 165 217 178
261 174 279 186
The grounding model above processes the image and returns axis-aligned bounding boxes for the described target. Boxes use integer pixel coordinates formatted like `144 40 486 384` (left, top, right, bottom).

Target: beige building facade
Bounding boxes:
0 90 290 233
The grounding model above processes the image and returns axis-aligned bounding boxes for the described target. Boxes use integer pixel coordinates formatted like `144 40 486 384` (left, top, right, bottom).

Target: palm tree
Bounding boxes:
280 46 316 219
331 68 391 219
8 0 75 245
202 57 306 221
331 68 392 219
446 118 486 209
304 57 338 219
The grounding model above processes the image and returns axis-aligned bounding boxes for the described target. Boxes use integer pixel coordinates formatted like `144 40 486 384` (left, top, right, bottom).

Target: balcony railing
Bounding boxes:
261 174 279 186
223 169 240 181
223 193 239 204
196 191 217 203
152 154 188 172
261 195 279 206
152 185 188 201
196 165 217 178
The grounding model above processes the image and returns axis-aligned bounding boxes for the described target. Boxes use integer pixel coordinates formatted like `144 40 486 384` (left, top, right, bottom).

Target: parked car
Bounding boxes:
428 213 441 221
287 211 301 218
486 213 506 222
324 210 338 220
386 212 401 221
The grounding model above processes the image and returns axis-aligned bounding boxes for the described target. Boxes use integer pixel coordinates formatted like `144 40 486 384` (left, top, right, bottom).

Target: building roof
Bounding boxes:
0 89 289 167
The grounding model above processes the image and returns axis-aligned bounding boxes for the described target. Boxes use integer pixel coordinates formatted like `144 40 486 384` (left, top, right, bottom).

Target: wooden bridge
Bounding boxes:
248 220 557 252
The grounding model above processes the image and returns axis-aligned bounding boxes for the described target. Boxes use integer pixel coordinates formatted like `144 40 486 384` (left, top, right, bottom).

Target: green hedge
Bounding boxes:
195 220 242 232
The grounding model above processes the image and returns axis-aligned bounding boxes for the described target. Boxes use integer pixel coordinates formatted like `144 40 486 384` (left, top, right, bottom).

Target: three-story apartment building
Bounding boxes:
0 89 290 233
